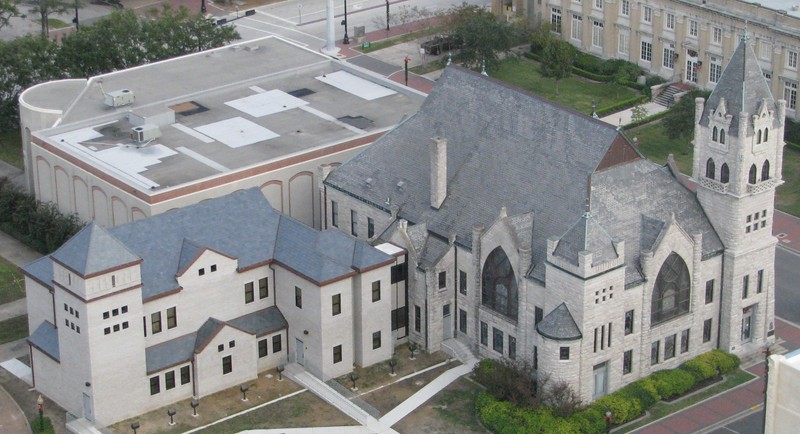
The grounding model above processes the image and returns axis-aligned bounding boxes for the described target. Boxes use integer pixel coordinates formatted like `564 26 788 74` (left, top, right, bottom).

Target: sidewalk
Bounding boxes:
0 384 31 434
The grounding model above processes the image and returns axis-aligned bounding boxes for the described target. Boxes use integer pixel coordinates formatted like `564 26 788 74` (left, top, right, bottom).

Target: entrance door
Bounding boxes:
741 307 753 343
82 393 94 422
686 58 699 83
593 362 608 400
442 304 452 340
295 338 305 366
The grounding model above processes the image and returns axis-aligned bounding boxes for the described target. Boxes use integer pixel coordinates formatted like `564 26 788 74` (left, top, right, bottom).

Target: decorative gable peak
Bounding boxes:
713 98 728 119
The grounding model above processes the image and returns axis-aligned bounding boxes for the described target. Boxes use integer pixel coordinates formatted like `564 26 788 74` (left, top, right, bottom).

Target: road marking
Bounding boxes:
176 147 230 173
234 24 311 47
242 17 325 41
256 10 298 26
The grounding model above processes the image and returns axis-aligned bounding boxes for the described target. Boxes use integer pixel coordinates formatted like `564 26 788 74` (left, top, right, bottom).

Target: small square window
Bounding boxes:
121 306 128 314
112 308 119 316
229 340 236 348
218 344 224 352
559 346 570 360
113 324 120 332
122 321 129 329
104 327 111 335
103 311 110 319
210 264 217 272
198 268 205 276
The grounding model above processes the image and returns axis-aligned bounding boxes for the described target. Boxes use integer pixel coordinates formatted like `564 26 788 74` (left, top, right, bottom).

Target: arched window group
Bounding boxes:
651 252 691 325
705 158 729 184
713 127 727 144
747 160 772 184
482 247 518 320
756 128 770 144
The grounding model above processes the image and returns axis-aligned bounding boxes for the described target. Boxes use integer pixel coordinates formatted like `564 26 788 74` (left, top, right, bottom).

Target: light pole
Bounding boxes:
240 384 249 401
604 410 613 433
74 0 79 30
342 0 349 44
404 56 411 86
167 408 176 426
130 422 140 434
385 0 390 31
201 0 207 14
190 398 199 417
37 395 44 432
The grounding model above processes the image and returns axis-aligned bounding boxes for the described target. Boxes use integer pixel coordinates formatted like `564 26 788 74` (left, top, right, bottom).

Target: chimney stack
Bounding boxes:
430 137 447 209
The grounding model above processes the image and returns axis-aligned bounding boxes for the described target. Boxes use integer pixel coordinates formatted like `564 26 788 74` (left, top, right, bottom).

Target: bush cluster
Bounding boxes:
475 349 740 433
0 178 83 254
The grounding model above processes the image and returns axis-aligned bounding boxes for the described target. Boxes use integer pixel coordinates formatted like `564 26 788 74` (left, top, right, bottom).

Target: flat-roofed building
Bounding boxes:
19 36 424 229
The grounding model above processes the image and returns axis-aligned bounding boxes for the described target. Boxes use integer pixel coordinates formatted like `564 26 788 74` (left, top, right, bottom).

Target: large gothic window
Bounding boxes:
720 164 730 184
705 158 715 179
482 247 518 320
651 252 691 325
748 165 757 184
761 160 770 181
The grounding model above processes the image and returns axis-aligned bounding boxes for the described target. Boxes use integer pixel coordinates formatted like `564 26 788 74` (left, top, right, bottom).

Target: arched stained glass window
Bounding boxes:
651 252 691 325
482 247 518 320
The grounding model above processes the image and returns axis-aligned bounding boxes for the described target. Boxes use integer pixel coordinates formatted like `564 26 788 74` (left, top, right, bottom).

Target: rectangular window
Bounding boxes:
459 270 467 295
624 310 634 335
167 307 177 329
712 27 722 45
664 334 676 360
350 210 358 236
333 344 343 363
623 350 633 374
743 275 750 299
642 6 652 23
198 268 205 276
373 331 382 349
760 40 772 60
757 269 764 293
663 46 675 69
332 294 341 316
259 338 268 357
551 8 562 34
121 306 128 314
103 311 109 319
689 20 698 37
620 0 629 17
391 262 408 283
273 334 282 353
594 0 602 9
705 279 714 304
535 306 544 325
681 329 690 353
165 371 176 390
571 15 582 41
180 365 190 385
789 51 798 69
372 280 381 302
367 217 375 238
560 346 570 360
438 271 446 289
150 376 160 395
415 305 422 332
222 355 232 374
710 58 722 83
331 201 338 227
784 82 797 109
151 312 162 334
480 321 488 346
245 282 254 303
295 286 302 308
592 21 604 48
493 328 504 353
641 41 652 62
665 13 675 30
703 318 713 342
210 264 216 272
533 345 538 369
459 309 467 333
391 306 408 331
619 31 629 55
650 341 660 365
509 336 517 360
259 277 268 299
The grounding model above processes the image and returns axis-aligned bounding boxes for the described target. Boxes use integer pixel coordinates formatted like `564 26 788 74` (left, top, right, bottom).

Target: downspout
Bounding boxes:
716 258 724 349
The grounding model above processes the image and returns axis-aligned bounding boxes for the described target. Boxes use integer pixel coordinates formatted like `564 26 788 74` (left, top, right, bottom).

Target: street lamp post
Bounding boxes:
604 410 613 433
240 384 249 401
37 395 44 432
404 56 411 86
130 422 140 434
190 398 199 417
201 0 207 14
167 408 176 426
74 1 80 30
385 0 390 31
342 0 349 44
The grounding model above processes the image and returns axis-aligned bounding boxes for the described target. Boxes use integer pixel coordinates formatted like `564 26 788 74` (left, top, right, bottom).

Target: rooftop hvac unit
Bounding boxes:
104 89 135 108
131 124 161 142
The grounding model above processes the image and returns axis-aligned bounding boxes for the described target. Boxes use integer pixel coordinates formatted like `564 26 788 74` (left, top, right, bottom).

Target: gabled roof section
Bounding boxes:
227 306 287 336
20 256 54 289
536 303 582 341
194 318 225 353
640 215 666 252
146 332 197 374
553 211 618 266
176 239 204 277
28 321 59 362
50 222 141 277
699 33 776 135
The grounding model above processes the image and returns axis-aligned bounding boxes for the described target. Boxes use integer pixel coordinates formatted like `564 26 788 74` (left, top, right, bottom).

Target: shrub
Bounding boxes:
785 118 800 144
708 349 740 374
619 378 660 408
595 95 649 118
591 392 645 424
650 369 696 399
568 407 607 434
681 357 717 382
473 358 538 408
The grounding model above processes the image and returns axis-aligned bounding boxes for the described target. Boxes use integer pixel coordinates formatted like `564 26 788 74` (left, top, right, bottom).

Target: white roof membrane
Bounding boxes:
195 117 279 148
315 71 397 101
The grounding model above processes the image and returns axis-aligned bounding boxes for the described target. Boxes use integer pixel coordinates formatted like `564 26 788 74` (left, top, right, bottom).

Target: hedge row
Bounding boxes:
595 95 649 118
623 108 672 130
476 349 740 433
0 178 83 254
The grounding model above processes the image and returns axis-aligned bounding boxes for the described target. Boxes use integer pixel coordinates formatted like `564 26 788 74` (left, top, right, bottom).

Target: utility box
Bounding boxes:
130 124 161 142
104 89 135 108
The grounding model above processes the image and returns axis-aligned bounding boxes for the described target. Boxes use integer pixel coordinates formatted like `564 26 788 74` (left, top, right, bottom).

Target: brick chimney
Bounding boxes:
430 137 447 209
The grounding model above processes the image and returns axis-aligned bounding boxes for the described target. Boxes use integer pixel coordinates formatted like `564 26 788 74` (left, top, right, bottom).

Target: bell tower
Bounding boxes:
691 32 784 354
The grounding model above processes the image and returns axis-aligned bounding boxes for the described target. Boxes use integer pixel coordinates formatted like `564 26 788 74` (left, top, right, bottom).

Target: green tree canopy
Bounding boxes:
445 3 522 70
661 89 710 153
540 38 576 94
0 0 24 32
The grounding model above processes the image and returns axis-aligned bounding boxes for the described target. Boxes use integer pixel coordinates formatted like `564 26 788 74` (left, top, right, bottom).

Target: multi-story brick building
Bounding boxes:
323 35 780 402
495 0 800 121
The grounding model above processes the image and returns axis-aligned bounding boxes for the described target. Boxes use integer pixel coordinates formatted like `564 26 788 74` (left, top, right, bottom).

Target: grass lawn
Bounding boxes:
45 18 71 30
0 129 23 169
776 146 800 216
491 58 640 115
393 377 488 433
0 255 25 305
618 369 756 432
335 344 448 392
0 315 28 345
360 361 457 415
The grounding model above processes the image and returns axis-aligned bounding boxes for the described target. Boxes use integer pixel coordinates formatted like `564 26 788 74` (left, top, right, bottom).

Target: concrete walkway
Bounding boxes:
0 384 31 434
599 101 669 128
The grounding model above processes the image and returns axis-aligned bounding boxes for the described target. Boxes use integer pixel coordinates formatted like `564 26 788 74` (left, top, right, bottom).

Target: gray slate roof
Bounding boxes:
553 211 618 266
22 189 393 300
50 223 141 277
325 66 629 278
28 321 59 362
227 306 287 336
146 332 196 374
536 303 582 341
699 34 777 135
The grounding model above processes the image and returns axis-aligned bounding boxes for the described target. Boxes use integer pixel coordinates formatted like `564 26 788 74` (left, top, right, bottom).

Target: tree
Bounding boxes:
445 3 520 70
631 104 648 123
0 0 24 32
29 0 71 37
661 89 710 154
0 35 61 131
540 38 575 94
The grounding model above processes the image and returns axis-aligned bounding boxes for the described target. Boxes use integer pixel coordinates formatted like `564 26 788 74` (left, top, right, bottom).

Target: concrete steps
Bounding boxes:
655 84 684 108
441 338 479 368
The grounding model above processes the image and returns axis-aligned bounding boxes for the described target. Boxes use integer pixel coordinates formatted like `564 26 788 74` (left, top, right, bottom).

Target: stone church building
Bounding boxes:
323 35 781 402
